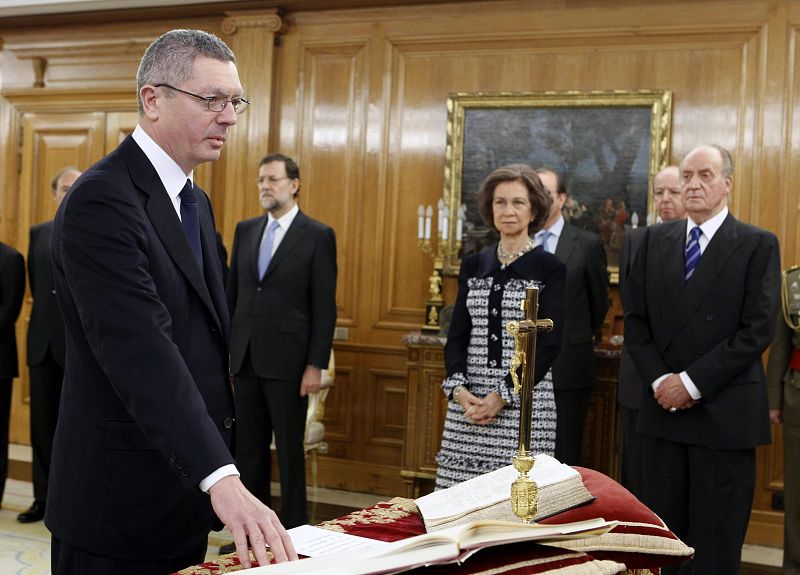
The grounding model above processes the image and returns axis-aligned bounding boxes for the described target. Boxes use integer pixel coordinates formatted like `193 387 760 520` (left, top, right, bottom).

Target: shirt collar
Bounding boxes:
131 125 193 203
267 203 299 230
545 214 565 237
687 206 728 243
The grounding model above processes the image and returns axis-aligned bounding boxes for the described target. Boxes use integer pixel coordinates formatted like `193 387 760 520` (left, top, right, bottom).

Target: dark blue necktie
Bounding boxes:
179 179 203 268
684 226 702 282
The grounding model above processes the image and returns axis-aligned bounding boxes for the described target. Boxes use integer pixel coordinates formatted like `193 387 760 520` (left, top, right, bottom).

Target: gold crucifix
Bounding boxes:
505 286 554 523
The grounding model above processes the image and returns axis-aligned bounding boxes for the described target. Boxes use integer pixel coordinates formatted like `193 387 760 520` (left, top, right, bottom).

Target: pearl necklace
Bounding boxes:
497 237 535 265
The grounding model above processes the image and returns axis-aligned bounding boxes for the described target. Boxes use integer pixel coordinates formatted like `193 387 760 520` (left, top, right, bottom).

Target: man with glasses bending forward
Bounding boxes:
45 29 297 575
624 144 780 573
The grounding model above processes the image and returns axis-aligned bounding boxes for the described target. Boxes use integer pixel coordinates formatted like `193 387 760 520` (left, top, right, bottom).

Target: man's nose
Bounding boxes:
219 101 238 124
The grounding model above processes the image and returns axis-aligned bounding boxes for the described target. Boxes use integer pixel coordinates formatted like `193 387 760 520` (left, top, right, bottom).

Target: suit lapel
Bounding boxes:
262 210 308 280
554 223 577 264
251 215 268 281
196 188 227 338
121 138 221 334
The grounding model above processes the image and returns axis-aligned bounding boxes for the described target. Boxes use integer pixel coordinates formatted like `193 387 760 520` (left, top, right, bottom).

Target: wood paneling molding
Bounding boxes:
217 8 286 253
5 39 150 88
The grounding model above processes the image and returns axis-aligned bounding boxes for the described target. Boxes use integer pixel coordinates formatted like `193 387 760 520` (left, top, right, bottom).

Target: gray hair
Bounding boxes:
682 144 734 179
136 29 236 114
710 144 734 178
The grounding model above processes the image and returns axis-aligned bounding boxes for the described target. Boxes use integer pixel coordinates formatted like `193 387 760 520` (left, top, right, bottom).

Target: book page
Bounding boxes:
453 517 616 550
415 454 587 528
250 531 461 575
287 525 390 558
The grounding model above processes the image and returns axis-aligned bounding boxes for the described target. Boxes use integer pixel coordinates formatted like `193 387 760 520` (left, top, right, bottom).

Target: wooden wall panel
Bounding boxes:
297 41 369 327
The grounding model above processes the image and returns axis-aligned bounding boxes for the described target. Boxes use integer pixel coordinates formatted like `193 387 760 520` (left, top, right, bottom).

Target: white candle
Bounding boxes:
442 212 449 241
425 205 432 240
437 199 445 239
417 204 424 239
456 205 465 240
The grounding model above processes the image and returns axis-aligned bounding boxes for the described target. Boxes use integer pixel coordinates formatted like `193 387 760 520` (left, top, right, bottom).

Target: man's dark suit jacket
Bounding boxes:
45 136 235 560
617 227 646 408
27 221 65 369
624 214 780 449
227 211 337 380
0 242 25 380
551 222 609 390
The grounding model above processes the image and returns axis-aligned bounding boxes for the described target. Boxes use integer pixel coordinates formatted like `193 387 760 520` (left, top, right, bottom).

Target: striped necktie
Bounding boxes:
684 226 702 282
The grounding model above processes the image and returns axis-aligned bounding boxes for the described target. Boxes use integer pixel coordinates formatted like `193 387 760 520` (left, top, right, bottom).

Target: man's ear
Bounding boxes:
140 86 160 120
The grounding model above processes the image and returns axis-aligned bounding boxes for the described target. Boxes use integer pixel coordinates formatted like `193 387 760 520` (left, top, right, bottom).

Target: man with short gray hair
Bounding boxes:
46 29 296 574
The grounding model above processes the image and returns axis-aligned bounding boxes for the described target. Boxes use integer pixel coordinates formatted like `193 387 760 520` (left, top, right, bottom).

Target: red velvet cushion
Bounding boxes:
538 467 693 569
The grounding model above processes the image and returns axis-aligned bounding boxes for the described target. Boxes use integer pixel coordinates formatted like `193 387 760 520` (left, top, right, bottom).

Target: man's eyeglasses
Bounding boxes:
257 176 291 185
155 83 250 114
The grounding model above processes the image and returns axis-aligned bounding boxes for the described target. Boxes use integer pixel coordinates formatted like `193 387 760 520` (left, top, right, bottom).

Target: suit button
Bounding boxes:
256 287 262 292
180 468 191 477
706 314 714 321
224 417 234 429
211 327 218 334
168 453 177 464
51 289 56 294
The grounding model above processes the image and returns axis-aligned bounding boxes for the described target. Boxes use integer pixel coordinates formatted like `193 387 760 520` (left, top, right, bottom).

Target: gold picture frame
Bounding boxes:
442 90 672 281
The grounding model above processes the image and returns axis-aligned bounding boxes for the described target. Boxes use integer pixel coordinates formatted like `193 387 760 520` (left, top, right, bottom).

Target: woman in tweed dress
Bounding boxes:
435 164 565 490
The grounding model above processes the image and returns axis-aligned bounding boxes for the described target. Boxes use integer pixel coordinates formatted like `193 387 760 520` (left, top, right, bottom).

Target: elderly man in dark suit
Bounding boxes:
226 153 337 537
534 168 609 466
616 165 685 499
45 29 295 574
625 144 780 573
0 241 25 507
18 166 80 525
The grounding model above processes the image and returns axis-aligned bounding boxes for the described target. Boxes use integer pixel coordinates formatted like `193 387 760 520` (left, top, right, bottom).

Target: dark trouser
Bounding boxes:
52 536 206 575
619 406 644 500
234 355 308 528
0 377 10 503
29 351 64 502
785 420 800 574
553 388 591 466
640 434 755 574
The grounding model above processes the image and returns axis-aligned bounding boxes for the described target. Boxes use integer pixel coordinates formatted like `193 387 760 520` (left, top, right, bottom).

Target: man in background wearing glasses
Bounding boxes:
226 153 337 542
45 29 296 574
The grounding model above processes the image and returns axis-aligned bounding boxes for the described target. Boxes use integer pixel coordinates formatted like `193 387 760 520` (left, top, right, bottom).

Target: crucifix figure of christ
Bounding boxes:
505 286 554 523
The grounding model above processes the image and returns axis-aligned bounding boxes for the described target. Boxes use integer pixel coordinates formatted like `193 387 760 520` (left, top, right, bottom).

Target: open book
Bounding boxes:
249 517 616 575
416 454 594 532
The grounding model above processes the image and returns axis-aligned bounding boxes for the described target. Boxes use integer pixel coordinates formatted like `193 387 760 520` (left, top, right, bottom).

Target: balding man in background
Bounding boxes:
616 165 685 499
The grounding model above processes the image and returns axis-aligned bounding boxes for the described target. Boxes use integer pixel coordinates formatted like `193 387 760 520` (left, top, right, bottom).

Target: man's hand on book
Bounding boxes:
463 391 506 425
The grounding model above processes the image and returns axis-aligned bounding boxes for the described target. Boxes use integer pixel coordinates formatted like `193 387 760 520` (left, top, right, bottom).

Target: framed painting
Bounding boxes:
441 90 672 281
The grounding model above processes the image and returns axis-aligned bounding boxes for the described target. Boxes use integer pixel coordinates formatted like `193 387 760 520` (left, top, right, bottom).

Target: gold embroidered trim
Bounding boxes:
316 497 417 531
